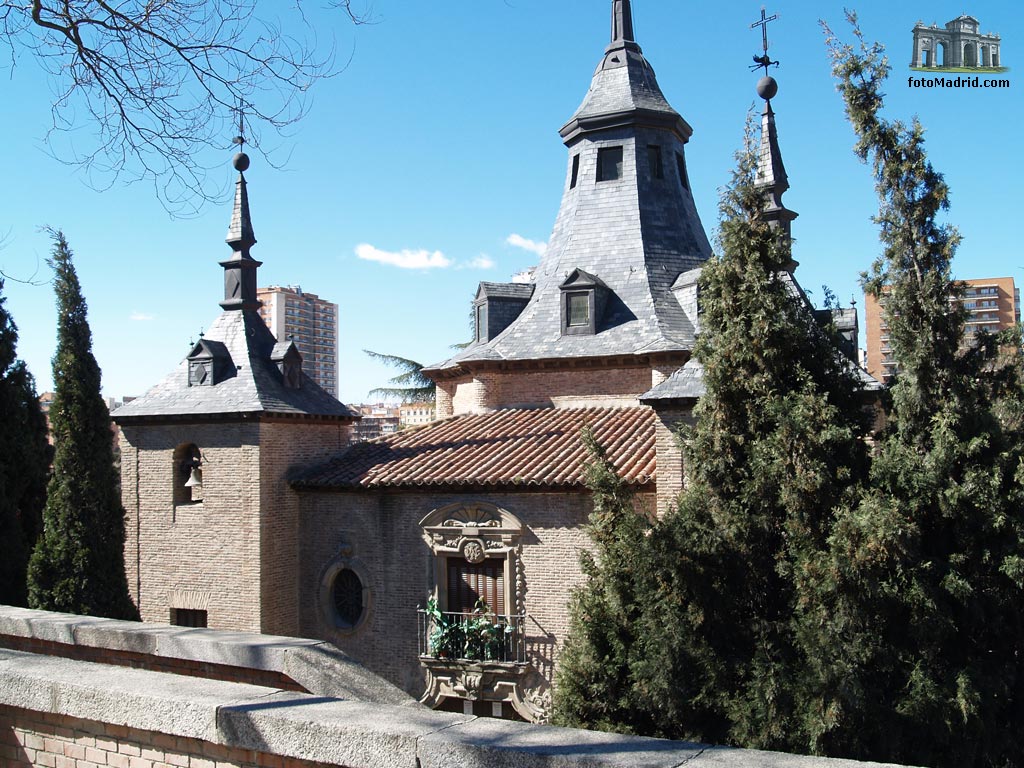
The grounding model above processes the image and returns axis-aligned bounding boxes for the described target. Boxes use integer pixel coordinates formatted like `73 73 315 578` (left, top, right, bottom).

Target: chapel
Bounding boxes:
113 0 818 723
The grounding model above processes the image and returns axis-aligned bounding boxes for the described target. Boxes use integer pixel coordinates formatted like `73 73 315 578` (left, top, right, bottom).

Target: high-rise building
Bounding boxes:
257 285 339 397
865 276 1021 383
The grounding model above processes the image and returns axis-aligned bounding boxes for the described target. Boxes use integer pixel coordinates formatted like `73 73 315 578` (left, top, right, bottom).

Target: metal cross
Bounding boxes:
750 7 780 74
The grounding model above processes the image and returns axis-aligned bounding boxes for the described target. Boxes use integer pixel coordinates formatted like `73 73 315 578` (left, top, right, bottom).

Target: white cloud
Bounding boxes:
462 255 495 270
506 234 547 257
130 312 155 321
355 243 452 270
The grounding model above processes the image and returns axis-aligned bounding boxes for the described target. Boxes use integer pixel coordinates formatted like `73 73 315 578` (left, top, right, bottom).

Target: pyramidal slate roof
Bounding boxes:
426 0 711 375
114 155 356 424
113 311 354 421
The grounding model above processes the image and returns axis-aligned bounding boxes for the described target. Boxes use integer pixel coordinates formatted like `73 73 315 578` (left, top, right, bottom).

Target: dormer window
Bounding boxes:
476 302 488 342
560 268 610 336
186 339 233 387
271 341 303 389
567 293 590 327
473 282 534 344
189 359 212 386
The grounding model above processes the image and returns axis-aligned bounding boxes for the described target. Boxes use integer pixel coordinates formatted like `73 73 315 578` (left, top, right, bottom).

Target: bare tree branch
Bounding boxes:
1 0 372 214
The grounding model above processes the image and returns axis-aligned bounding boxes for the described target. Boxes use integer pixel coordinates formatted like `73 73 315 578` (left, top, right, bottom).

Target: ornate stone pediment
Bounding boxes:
419 502 524 561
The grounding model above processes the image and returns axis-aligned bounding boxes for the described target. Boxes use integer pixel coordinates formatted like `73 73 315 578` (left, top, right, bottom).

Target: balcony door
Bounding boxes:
447 557 505 615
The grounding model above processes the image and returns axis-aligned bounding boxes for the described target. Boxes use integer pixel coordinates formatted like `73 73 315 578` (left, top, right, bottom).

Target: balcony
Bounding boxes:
417 605 549 722
418 607 527 663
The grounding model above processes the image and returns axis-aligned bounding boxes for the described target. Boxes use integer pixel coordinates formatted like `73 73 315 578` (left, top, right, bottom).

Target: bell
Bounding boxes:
184 467 203 488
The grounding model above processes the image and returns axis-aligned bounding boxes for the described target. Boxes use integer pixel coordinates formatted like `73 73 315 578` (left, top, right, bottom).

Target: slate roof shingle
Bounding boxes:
293 406 656 490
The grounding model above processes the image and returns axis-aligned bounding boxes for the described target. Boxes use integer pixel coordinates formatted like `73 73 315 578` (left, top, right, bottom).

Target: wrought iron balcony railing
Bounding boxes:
417 608 528 664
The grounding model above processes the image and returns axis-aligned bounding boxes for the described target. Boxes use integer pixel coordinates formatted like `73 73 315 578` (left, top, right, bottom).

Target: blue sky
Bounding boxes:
0 1 1018 404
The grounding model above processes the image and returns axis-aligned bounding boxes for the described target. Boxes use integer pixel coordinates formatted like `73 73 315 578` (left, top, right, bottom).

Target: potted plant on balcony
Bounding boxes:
465 600 512 662
425 597 465 659
425 598 513 661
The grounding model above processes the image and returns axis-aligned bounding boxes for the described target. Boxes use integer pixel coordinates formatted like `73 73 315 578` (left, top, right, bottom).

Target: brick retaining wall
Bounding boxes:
0 706 333 768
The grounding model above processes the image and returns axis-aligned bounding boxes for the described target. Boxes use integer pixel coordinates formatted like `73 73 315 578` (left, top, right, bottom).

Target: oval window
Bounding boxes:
332 568 364 628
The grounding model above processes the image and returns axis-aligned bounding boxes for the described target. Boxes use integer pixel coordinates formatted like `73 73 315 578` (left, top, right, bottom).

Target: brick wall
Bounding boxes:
120 422 264 632
296 488 655 698
653 406 694 518
438 364 661 416
120 419 348 637
257 421 351 637
0 706 335 768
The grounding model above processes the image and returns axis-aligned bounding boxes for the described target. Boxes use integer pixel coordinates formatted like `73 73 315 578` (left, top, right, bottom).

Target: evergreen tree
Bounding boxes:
632 120 868 748
364 350 435 403
0 281 51 606
552 428 656 734
27 231 137 619
797 17 1024 766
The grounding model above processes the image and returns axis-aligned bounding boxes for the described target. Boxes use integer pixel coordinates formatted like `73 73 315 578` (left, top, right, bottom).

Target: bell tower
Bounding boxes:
113 148 357 635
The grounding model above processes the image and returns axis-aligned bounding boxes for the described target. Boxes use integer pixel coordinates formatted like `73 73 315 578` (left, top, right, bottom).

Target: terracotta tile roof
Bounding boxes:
293 406 656 491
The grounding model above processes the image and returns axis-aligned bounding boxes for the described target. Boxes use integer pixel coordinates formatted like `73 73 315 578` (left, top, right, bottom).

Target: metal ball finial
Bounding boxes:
756 75 778 101
232 151 250 172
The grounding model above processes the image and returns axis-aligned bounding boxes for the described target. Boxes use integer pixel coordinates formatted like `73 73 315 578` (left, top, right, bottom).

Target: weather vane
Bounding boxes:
232 102 246 149
750 6 780 74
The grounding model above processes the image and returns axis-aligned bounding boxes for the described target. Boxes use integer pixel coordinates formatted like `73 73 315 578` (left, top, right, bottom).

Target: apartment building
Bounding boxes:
399 402 436 427
257 285 339 397
865 276 1020 382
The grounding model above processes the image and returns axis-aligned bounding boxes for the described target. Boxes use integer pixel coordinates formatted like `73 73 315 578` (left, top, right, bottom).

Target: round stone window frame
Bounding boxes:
318 556 372 635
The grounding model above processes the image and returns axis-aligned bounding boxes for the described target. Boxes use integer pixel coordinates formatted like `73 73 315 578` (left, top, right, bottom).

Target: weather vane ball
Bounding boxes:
233 151 250 172
756 75 778 100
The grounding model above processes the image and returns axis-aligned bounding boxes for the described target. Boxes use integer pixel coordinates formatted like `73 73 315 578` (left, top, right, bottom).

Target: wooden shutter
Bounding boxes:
447 558 505 615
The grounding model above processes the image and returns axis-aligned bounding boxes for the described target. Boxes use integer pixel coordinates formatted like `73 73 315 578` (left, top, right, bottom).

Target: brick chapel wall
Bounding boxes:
0 706 336 768
256 421 351 638
651 406 694 518
296 488 655 698
119 423 264 632
438 365 658 417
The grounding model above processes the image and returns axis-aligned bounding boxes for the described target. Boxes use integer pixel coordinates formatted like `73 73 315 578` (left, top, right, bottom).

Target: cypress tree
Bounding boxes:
633 121 868 748
798 17 1024 766
0 281 51 606
552 428 656 734
27 231 137 619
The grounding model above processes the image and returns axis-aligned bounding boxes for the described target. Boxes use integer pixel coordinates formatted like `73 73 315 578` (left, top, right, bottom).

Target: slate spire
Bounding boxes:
609 0 638 51
425 0 712 378
754 75 798 246
220 144 262 311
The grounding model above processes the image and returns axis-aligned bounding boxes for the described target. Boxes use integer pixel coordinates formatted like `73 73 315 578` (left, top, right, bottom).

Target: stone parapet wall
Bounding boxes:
0 644 907 768
0 607 415 708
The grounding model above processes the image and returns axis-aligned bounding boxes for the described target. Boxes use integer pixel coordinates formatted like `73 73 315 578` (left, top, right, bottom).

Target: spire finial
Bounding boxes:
220 105 262 311
751 9 797 252
611 0 635 44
